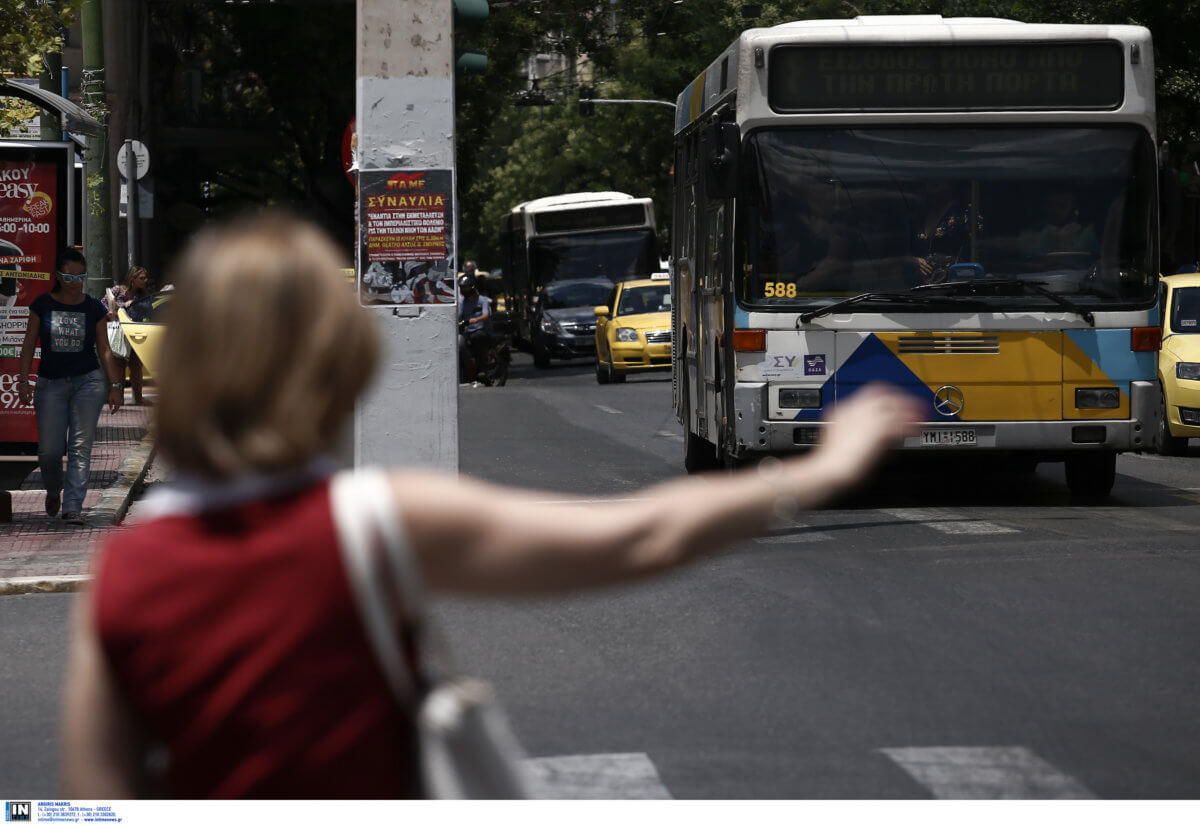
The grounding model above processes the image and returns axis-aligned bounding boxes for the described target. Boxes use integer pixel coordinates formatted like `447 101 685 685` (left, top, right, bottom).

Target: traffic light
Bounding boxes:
454 0 489 74
579 87 595 117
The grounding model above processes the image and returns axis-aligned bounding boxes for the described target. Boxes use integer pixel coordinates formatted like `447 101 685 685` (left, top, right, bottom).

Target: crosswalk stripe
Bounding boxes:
523 753 673 799
881 507 1018 535
879 746 1095 799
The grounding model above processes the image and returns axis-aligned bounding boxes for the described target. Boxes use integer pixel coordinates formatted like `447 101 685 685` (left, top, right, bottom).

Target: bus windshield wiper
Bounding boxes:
909 279 1095 326
798 291 987 324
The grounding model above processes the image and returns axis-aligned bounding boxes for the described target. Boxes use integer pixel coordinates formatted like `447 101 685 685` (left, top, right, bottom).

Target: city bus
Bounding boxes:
672 15 1161 498
499 191 659 349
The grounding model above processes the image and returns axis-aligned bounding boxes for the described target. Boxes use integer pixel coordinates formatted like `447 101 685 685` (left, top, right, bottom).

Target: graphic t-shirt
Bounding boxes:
30 293 107 379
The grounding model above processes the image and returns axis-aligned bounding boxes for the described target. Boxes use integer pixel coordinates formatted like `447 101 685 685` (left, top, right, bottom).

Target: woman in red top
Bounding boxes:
62 212 919 798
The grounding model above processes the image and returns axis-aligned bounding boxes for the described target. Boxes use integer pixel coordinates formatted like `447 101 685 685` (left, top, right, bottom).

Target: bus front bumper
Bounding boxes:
730 381 1160 457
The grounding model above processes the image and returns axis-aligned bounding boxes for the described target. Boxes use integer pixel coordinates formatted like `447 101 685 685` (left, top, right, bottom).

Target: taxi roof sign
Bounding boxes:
650 271 669 280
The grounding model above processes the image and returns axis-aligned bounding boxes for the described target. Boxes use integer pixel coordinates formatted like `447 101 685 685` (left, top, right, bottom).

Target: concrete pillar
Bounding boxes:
354 0 459 471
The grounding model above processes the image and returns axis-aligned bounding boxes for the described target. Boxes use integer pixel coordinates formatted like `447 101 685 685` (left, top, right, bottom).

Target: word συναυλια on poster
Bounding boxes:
357 169 455 306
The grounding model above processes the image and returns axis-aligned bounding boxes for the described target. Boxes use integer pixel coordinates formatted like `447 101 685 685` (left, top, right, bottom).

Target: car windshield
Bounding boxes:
1171 286 1200 333
737 125 1157 311
618 284 671 316
542 280 612 309
530 229 657 284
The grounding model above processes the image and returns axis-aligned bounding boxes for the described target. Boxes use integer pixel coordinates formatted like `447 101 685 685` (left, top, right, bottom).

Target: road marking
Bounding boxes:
595 404 623 415
881 507 1018 535
879 746 1095 799
657 430 685 441
523 753 672 799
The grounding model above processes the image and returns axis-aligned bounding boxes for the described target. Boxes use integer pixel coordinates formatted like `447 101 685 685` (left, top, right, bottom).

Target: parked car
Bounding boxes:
530 278 612 368
1157 272 1200 453
117 289 172 379
593 274 672 384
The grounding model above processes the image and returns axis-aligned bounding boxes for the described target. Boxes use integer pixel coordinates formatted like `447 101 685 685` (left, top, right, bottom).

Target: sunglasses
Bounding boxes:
56 270 87 283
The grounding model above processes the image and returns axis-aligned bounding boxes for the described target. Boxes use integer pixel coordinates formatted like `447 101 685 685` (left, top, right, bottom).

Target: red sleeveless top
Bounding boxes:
93 479 421 798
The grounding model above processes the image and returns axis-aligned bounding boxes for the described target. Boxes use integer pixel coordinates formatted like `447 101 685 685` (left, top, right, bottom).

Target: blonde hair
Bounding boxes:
124 265 148 291
156 212 379 479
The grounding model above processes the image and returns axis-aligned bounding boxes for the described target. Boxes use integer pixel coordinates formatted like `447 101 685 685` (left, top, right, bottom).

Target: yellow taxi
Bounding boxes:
1158 272 1200 454
593 274 672 384
116 290 172 379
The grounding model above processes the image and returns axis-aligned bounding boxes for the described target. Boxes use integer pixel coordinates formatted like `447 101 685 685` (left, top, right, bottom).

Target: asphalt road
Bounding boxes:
3 352 1198 799
445 351 1200 799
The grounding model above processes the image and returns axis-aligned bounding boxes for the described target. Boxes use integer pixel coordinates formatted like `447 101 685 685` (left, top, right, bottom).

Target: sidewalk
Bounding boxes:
0 392 156 594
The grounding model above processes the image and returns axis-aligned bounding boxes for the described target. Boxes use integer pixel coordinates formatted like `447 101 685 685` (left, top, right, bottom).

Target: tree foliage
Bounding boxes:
456 0 1200 268
0 0 82 136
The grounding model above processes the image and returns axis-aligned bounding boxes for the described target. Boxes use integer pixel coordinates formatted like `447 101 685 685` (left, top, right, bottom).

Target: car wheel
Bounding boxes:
1064 451 1117 501
611 363 626 383
1157 390 1187 456
595 357 611 384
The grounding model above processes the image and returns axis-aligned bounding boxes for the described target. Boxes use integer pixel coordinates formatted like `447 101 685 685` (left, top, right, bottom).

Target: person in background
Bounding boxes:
18 249 124 524
61 212 919 798
103 266 153 406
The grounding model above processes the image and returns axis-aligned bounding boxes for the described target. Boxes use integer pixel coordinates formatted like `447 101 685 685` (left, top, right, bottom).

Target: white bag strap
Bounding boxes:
330 469 423 704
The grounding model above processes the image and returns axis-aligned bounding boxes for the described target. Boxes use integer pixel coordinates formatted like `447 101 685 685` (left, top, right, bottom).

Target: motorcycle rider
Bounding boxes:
457 272 491 381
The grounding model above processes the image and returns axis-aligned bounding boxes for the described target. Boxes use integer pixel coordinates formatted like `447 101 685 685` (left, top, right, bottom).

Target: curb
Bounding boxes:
0 432 156 597
90 431 157 528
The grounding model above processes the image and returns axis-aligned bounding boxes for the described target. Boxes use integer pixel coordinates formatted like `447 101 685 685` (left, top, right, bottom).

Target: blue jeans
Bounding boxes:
34 369 108 513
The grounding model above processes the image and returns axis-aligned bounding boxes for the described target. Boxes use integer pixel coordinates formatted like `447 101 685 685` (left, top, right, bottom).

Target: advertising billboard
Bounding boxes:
0 142 73 449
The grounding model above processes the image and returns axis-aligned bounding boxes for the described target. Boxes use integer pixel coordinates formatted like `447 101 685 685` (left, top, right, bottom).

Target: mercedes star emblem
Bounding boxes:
933 385 965 417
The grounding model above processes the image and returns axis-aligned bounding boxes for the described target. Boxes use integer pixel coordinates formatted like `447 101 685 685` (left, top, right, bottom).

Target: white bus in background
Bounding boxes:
499 192 659 350
672 16 1161 499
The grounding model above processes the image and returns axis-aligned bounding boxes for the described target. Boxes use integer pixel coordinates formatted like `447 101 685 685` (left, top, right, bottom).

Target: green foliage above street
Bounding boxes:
456 0 1200 268
0 0 82 136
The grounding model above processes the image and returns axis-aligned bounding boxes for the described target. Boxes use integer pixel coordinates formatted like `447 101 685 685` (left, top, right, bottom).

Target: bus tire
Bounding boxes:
1157 392 1187 455
1064 451 1117 501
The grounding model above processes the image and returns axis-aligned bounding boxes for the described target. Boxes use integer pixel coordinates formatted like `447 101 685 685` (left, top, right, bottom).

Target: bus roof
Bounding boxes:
510 191 650 215
674 15 1154 135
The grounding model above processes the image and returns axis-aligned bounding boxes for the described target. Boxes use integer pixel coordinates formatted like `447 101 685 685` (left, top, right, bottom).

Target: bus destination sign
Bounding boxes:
769 42 1125 112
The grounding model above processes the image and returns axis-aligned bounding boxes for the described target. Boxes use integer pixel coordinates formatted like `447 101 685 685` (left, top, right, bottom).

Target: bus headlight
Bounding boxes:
779 388 822 409
1176 362 1200 381
616 328 639 342
1075 387 1120 409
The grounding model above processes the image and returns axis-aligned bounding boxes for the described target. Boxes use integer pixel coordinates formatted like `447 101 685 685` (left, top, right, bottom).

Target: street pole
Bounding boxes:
123 139 137 269
80 0 111 295
354 0 459 471
38 52 62 141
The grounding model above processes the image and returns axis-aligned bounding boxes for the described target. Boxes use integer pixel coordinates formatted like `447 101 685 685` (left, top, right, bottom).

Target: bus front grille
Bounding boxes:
898 335 1000 355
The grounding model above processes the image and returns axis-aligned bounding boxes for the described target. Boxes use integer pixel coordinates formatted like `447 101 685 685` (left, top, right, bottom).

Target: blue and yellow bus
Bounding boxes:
671 15 1161 498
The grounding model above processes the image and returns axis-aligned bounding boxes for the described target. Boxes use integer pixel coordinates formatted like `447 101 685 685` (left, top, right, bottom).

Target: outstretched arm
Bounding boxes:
401 386 920 595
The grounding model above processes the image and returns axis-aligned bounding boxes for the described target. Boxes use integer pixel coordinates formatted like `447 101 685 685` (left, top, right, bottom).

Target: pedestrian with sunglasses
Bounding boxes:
17 248 124 524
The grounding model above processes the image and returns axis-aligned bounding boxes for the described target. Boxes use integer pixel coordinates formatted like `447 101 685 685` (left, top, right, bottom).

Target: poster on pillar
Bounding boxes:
358 168 455 306
0 143 72 447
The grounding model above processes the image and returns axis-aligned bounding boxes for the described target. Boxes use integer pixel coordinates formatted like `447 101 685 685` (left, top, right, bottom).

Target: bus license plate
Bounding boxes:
921 428 977 446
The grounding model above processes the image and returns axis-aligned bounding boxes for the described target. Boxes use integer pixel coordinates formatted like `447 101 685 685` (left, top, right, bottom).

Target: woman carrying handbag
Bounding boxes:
102 265 153 405
61 212 919 799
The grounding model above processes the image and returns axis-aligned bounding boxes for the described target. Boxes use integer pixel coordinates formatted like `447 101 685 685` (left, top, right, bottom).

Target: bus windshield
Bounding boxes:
737 125 1157 310
530 228 657 286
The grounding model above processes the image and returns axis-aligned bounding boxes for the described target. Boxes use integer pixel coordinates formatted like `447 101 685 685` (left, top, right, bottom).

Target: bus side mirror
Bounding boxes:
704 121 740 199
